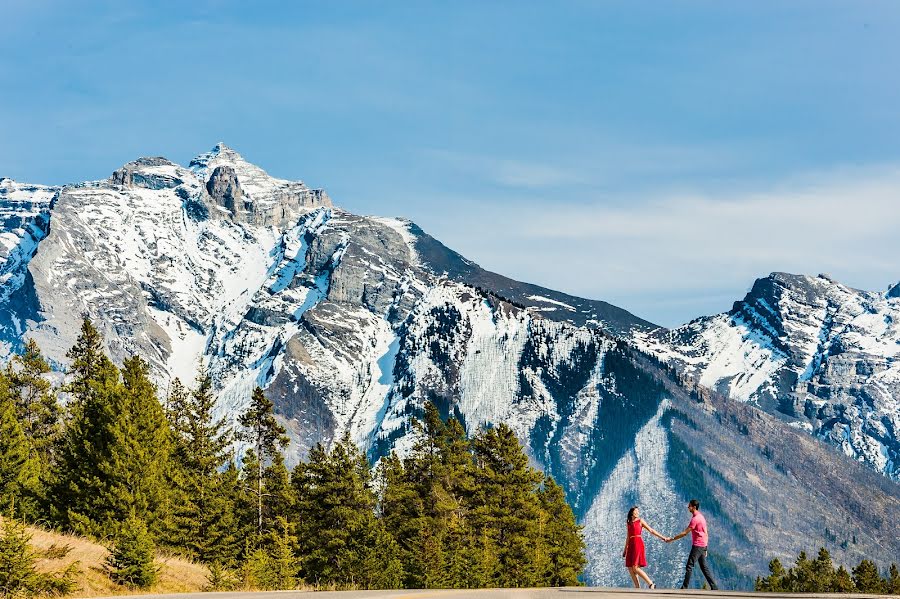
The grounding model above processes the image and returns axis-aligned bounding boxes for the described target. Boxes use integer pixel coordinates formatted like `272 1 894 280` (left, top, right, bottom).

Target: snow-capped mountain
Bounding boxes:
640 272 900 478
3 144 899 587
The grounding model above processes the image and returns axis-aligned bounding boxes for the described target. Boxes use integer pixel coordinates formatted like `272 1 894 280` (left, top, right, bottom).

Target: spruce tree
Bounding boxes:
811 547 835 592
114 357 174 538
470 424 545 587
293 434 402 589
0 515 38 596
886 563 900 595
0 382 38 516
168 370 236 563
52 322 173 539
52 318 121 533
106 514 158 589
852 559 884 594
756 558 787 592
833 565 856 593
538 475 586 586
237 387 288 537
7 338 60 465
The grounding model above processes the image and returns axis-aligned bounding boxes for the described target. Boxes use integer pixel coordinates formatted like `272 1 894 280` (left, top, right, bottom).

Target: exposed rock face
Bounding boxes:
206 165 244 215
640 272 900 478
2 146 898 587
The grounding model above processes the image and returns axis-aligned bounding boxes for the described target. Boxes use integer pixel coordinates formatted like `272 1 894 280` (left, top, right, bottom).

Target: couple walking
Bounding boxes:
623 499 718 590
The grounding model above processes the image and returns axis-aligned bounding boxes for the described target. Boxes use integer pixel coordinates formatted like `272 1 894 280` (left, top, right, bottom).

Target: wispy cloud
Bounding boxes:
410 162 900 326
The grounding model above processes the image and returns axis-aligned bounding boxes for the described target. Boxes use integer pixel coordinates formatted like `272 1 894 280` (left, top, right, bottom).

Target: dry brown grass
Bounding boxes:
21 523 210 597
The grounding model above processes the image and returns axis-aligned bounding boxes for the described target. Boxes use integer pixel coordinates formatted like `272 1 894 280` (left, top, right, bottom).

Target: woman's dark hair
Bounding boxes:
689 498 701 510
627 506 639 522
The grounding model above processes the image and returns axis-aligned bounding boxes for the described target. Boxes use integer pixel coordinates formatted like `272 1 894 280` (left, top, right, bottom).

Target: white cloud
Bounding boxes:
410 162 900 326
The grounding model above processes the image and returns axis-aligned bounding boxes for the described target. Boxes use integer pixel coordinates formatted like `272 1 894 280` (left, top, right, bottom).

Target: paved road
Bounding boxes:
93 589 886 599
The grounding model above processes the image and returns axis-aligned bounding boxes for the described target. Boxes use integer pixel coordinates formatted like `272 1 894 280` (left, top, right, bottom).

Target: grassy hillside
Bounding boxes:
16 522 209 597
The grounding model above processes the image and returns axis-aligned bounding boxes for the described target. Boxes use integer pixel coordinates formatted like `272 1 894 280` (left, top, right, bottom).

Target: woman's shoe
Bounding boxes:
649 583 657 589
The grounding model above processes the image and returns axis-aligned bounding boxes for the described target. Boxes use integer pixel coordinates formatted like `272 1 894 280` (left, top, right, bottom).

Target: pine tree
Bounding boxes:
293 434 402 589
168 370 236 563
52 318 121 533
52 323 173 539
756 558 787 592
0 515 79 597
237 387 288 538
113 357 174 538
537 475 586 586
832 565 856 593
0 382 38 516
470 424 544 588
240 517 300 590
811 547 835 592
106 514 158 588
261 454 296 540
852 559 884 594
7 339 60 457
886 563 900 595
0 515 39 596
788 551 815 592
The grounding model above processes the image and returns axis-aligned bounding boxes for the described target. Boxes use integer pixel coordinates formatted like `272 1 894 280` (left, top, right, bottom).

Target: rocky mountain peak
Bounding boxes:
888 282 900 298
206 165 244 215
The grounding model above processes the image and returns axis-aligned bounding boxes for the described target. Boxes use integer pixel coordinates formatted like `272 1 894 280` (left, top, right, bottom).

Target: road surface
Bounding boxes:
89 589 886 599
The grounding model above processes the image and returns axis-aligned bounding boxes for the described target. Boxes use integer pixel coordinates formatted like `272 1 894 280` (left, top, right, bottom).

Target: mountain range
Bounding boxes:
2 144 898 587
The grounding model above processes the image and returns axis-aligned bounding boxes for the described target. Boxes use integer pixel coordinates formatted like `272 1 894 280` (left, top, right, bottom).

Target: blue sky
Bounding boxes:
3 1 900 326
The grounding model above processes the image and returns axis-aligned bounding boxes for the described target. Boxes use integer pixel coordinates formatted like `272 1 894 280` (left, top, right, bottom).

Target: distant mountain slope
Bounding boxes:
582 347 900 588
639 272 900 478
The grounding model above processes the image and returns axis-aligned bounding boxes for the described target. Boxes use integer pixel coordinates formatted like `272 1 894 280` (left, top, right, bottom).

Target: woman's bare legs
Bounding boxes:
628 567 641 588
634 566 654 587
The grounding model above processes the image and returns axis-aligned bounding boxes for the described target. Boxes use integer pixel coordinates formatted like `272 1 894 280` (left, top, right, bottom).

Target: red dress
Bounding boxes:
625 519 647 567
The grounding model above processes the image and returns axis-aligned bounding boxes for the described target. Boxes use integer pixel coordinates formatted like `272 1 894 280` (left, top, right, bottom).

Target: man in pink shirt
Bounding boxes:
667 499 719 590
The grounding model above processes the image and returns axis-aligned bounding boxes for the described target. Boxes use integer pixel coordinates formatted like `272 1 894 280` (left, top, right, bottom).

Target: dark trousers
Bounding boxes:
682 545 717 589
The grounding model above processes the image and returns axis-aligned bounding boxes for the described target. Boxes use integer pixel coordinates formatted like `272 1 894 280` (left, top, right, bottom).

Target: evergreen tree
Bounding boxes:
52 318 121 533
379 405 476 588
237 387 288 537
470 423 545 587
810 547 835 592
886 563 900 595
852 559 884 594
168 370 236 563
537 475 586 586
240 518 300 590
52 322 173 539
7 338 60 464
0 515 78 597
106 514 158 589
113 357 174 537
787 551 815 592
261 454 296 540
833 565 856 593
0 515 39 596
755 558 787 592
293 434 402 589
0 382 38 516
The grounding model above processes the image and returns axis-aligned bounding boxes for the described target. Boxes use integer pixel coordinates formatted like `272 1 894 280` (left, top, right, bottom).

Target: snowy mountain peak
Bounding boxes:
187 143 331 223
644 270 900 478
888 281 900 299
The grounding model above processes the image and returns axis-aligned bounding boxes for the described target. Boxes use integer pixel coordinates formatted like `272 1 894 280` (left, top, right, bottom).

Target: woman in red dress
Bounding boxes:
622 506 667 588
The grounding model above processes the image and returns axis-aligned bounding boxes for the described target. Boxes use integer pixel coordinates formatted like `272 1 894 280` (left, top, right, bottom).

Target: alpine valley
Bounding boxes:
2 145 898 588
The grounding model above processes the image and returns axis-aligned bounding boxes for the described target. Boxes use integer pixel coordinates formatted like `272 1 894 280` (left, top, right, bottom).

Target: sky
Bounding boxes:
2 1 899 327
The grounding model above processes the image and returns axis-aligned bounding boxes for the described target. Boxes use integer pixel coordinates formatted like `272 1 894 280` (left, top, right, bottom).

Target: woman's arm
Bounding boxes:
641 519 668 541
623 527 630 557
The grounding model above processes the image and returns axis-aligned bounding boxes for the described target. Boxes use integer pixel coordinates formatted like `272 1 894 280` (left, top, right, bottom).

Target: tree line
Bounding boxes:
0 318 585 592
756 548 900 595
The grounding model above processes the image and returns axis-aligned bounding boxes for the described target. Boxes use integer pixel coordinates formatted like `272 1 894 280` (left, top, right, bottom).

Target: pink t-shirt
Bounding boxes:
689 511 708 547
